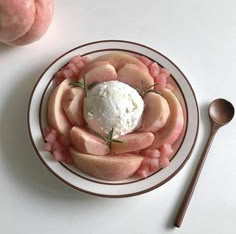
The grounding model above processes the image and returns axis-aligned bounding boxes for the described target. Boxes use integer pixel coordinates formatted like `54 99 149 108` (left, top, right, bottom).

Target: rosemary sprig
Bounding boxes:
88 81 101 90
134 80 162 98
94 128 122 154
70 75 101 97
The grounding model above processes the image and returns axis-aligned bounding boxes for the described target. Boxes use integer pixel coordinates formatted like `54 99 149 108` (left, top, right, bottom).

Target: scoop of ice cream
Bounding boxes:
83 81 144 138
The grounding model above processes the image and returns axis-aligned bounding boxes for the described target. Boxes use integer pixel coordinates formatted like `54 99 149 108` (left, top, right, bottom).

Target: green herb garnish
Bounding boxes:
94 128 122 154
88 81 101 90
134 80 162 98
70 75 101 97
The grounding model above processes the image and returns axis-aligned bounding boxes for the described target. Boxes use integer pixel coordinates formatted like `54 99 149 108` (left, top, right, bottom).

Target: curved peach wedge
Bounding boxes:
149 89 184 149
47 79 72 136
117 64 154 90
79 61 110 77
62 87 85 126
79 63 117 85
70 127 109 156
141 92 170 132
112 132 155 154
69 148 143 181
93 52 148 70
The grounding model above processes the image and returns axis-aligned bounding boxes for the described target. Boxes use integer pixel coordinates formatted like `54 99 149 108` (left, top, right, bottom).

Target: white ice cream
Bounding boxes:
83 81 144 138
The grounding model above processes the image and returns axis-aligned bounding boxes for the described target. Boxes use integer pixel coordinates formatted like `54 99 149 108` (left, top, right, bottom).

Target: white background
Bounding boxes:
0 1 236 234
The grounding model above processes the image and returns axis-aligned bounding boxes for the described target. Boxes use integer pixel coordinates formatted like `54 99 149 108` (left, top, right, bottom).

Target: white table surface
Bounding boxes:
1 1 236 233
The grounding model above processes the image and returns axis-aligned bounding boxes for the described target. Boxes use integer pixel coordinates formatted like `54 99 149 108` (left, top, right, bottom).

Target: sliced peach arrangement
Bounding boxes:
70 148 143 181
45 52 185 181
62 87 85 127
47 78 72 136
93 52 148 70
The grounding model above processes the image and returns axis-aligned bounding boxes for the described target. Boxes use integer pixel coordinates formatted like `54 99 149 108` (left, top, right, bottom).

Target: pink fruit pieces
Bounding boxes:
66 63 80 76
70 127 110 156
159 144 173 168
44 127 71 163
149 62 161 78
154 73 167 90
82 56 90 65
137 157 160 178
160 68 170 77
79 63 117 85
117 63 154 90
154 67 171 90
159 144 174 159
112 132 155 154
137 144 173 178
69 148 143 181
159 156 170 168
54 66 76 86
54 71 66 86
138 56 152 67
150 89 184 149
141 149 161 158
47 79 72 136
137 167 149 179
141 92 170 132
62 87 85 126
53 54 88 86
70 55 82 64
93 52 148 71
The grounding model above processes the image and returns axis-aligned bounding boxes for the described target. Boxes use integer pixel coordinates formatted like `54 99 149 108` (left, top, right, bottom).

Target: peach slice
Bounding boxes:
141 92 170 132
93 52 148 70
117 64 154 90
79 61 110 75
62 87 85 126
79 63 117 85
70 127 109 156
47 79 72 136
149 89 184 149
69 148 143 181
112 132 155 154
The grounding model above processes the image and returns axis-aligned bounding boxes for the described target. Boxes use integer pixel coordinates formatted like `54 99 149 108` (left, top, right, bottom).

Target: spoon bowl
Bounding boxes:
209 98 235 126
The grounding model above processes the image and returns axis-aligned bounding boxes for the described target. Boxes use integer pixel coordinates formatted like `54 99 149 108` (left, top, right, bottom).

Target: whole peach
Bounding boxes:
0 0 54 45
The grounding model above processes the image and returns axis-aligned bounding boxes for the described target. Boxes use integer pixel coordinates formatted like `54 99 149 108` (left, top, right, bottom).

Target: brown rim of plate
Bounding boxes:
38 48 189 186
27 40 199 198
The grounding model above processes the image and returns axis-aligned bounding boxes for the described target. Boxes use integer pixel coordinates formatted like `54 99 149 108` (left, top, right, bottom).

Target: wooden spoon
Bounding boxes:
175 98 235 228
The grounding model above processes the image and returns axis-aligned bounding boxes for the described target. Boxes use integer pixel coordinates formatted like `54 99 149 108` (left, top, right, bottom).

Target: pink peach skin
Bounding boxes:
141 92 170 132
0 0 54 45
54 57 87 85
78 61 110 77
69 147 144 181
117 63 154 90
93 53 148 71
149 89 184 149
138 56 152 67
70 127 110 156
79 63 117 85
112 132 155 154
47 79 72 136
62 87 85 126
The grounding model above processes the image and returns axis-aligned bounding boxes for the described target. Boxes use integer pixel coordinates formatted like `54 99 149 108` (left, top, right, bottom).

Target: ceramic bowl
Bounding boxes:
28 40 199 197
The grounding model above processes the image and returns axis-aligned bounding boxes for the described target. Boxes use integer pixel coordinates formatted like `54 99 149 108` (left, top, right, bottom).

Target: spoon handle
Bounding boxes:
174 125 218 228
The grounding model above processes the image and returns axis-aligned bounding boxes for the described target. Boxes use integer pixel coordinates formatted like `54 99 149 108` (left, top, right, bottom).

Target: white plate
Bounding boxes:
28 40 199 197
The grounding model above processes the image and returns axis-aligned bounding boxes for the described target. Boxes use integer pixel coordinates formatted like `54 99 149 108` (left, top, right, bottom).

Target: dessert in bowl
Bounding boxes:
28 40 199 197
